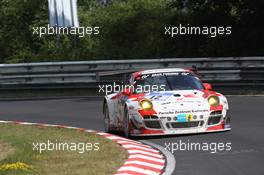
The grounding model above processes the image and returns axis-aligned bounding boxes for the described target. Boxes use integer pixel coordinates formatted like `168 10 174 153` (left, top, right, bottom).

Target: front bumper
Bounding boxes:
130 112 231 136
130 127 231 136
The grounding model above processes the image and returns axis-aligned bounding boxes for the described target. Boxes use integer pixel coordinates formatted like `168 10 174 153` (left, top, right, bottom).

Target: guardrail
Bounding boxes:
0 57 263 90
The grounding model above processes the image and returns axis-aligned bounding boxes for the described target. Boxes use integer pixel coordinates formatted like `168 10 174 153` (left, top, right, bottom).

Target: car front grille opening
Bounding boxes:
210 110 222 115
143 115 159 120
207 116 221 125
144 120 162 129
166 121 200 129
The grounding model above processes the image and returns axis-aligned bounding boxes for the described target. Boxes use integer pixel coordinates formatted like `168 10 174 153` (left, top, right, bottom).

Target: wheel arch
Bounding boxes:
103 98 107 115
103 96 116 122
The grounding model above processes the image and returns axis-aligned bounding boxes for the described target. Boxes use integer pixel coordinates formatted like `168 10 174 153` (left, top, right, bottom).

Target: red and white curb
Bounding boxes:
0 120 166 175
98 133 166 175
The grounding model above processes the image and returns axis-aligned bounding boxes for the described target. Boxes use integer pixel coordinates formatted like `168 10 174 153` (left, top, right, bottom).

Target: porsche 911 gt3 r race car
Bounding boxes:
103 68 231 137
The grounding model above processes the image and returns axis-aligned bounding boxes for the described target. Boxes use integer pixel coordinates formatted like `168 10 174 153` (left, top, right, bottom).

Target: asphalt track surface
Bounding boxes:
0 96 264 175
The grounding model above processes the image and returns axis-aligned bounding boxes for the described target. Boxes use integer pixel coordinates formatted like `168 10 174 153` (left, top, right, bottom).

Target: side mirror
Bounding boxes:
122 88 132 96
203 83 212 90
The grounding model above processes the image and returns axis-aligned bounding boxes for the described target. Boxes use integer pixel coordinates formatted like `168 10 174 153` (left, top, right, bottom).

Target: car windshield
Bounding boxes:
133 72 204 93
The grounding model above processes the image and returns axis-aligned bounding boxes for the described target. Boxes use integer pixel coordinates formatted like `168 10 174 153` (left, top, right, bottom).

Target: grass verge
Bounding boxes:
0 124 127 175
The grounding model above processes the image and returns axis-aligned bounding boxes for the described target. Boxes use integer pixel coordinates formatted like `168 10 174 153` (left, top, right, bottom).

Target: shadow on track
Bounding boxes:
109 130 231 141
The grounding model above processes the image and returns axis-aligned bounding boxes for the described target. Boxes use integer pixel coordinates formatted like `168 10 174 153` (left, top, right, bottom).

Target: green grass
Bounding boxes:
0 124 127 175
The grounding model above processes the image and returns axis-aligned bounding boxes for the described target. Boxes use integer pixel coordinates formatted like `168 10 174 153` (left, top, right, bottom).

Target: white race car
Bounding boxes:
103 68 231 137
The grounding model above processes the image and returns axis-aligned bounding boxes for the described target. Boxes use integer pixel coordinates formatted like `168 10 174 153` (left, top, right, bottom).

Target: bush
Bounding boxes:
0 0 263 63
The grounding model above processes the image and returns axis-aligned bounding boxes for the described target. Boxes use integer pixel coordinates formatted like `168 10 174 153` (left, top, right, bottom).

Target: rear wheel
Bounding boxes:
123 108 131 138
104 105 111 133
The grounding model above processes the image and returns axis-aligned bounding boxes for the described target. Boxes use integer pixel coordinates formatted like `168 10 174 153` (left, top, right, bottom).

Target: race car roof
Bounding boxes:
133 68 189 77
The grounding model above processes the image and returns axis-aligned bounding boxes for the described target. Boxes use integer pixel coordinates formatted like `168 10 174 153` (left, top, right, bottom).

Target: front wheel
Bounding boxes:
123 108 131 138
224 116 231 128
104 105 111 133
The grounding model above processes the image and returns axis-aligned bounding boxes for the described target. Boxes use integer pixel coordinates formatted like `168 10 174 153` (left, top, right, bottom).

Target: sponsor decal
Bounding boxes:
175 114 193 122
175 109 209 114
192 109 209 113
159 111 174 115
161 102 171 105
144 72 190 77
159 109 209 115
176 114 187 122
145 92 174 101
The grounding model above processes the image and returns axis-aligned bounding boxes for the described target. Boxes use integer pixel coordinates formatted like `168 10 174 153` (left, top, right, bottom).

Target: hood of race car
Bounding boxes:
149 90 207 108
129 90 214 112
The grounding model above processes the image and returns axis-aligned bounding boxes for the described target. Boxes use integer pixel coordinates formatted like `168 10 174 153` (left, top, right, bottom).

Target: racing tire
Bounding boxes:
123 108 131 138
104 104 112 133
225 116 231 126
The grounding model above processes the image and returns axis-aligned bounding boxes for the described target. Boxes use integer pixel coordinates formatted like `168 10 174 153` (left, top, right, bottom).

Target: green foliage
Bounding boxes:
88 0 172 59
0 0 263 63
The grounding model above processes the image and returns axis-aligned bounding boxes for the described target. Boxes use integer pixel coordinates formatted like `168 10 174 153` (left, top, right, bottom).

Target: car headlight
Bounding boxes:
208 96 220 106
139 99 153 110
